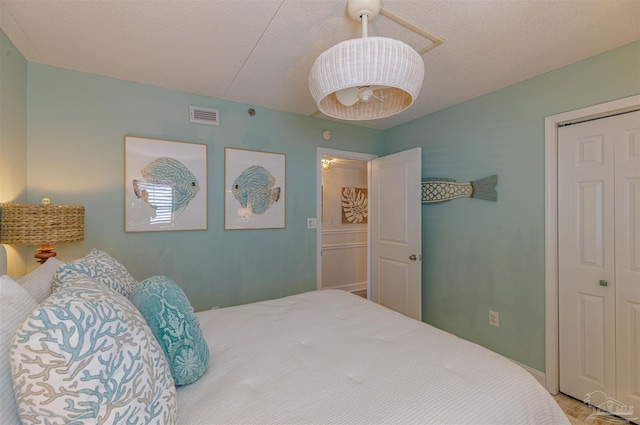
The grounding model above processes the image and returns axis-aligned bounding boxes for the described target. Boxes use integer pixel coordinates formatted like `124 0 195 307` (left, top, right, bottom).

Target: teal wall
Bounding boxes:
24 63 382 311
0 30 29 271
6 24 639 374
0 29 27 202
383 41 640 371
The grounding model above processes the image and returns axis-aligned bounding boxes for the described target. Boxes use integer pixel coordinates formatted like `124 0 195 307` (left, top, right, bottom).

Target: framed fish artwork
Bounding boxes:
224 148 286 230
124 136 208 232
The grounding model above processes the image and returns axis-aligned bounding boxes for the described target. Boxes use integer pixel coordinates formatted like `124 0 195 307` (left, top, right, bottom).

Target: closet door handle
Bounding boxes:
409 254 417 261
599 280 608 287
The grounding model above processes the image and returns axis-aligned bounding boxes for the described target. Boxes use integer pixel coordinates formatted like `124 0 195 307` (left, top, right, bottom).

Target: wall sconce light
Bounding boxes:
0 198 85 264
321 159 332 171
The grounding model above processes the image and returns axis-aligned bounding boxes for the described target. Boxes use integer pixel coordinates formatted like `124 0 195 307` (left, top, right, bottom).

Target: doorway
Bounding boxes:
320 155 368 295
316 148 377 297
316 147 422 321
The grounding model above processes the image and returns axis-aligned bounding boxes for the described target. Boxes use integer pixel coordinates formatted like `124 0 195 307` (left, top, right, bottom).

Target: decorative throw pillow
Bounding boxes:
11 277 177 424
17 257 64 303
0 275 37 424
130 275 209 386
52 248 137 297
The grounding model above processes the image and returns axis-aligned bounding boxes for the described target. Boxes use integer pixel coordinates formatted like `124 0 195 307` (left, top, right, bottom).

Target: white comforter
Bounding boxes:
177 290 568 424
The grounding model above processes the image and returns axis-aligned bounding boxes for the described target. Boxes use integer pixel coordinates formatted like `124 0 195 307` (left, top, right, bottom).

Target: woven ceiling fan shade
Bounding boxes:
0 204 85 245
309 36 424 120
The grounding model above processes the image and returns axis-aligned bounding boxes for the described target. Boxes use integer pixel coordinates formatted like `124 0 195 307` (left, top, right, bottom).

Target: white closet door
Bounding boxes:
559 116 617 400
615 111 640 415
559 110 640 422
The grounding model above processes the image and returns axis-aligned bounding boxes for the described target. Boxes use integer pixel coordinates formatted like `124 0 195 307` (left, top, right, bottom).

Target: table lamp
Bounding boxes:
0 199 85 264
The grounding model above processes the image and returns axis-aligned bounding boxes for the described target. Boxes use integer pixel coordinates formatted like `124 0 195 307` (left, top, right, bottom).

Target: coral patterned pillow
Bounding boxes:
130 275 209 385
52 248 137 297
11 277 176 424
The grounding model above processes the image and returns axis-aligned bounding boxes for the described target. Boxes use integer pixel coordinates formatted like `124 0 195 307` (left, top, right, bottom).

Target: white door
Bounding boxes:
370 148 422 320
614 111 640 415
559 115 617 400
559 110 640 419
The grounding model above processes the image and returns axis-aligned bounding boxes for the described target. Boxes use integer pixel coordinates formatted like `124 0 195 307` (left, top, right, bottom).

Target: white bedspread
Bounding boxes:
177 290 568 424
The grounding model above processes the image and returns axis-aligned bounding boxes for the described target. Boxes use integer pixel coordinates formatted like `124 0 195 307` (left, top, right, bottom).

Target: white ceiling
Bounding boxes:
1 0 639 130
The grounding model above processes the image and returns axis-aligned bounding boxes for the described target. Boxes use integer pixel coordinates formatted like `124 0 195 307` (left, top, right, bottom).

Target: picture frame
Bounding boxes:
341 187 368 224
124 136 207 232
225 147 286 230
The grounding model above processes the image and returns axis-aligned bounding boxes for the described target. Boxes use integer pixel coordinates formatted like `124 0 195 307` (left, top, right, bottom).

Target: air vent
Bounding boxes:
190 106 220 126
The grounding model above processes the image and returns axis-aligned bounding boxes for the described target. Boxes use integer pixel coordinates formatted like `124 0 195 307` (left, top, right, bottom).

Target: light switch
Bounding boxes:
307 218 317 229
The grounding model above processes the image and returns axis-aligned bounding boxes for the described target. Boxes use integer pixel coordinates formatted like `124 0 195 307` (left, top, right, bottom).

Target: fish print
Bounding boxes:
231 165 280 215
133 157 200 214
421 175 497 204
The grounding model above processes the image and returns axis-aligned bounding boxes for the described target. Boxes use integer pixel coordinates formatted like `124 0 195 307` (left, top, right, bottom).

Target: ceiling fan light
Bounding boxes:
309 36 424 121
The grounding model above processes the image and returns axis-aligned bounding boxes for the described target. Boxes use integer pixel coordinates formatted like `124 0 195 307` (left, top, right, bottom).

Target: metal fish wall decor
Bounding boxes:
421 175 497 204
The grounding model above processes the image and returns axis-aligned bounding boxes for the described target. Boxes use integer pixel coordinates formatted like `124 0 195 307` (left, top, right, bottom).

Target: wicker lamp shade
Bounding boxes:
0 203 84 263
309 36 424 121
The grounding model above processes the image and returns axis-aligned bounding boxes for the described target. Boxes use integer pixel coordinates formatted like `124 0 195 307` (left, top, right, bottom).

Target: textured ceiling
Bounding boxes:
1 0 639 130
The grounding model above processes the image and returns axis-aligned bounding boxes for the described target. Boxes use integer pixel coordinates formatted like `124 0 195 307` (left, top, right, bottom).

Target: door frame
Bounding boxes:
544 94 640 394
316 148 378 292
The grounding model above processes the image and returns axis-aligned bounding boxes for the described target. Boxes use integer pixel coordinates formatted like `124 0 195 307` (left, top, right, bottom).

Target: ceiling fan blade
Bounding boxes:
336 87 360 106
359 85 387 92
359 88 384 103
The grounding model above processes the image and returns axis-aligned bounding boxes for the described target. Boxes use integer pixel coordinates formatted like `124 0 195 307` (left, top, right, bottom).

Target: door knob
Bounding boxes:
409 254 417 261
599 280 608 286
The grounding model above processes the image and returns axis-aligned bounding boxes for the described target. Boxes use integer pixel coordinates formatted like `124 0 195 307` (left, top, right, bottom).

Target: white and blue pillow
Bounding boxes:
17 257 64 303
52 248 137 297
130 275 209 386
0 275 37 424
11 276 177 424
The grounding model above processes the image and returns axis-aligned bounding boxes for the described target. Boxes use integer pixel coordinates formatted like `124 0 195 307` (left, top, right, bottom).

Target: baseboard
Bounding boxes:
510 358 546 388
323 281 367 293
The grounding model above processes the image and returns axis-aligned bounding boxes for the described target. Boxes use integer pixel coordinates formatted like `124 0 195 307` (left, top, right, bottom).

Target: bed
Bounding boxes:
1 249 569 424
177 289 568 424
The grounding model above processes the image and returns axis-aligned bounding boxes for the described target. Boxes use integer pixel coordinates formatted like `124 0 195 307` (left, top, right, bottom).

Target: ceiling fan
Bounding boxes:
335 86 386 107
308 0 444 121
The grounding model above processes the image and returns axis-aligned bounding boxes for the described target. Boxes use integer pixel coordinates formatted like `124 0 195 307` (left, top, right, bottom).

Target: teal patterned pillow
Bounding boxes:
130 275 209 386
52 248 137 297
11 277 177 424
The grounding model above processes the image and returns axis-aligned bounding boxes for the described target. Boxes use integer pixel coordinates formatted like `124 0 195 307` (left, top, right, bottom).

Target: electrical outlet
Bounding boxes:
307 218 317 229
489 310 499 327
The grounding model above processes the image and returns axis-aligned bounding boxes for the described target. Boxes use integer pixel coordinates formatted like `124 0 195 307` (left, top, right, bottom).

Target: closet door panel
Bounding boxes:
559 116 616 400
615 111 640 416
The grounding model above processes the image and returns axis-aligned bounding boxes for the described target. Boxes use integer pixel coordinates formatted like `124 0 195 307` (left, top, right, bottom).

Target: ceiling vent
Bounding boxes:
190 106 220 126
